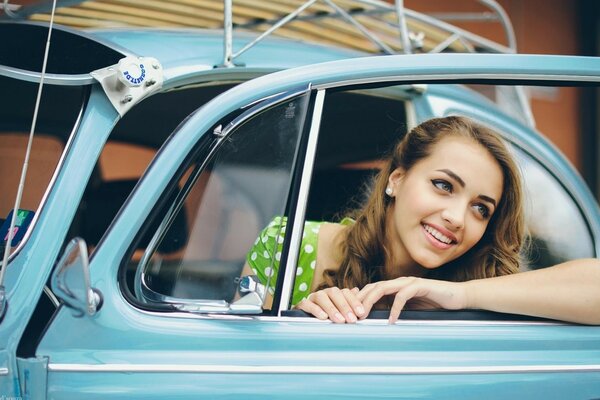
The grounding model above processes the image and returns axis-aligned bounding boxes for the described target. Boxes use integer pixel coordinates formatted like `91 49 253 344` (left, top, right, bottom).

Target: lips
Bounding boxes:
422 223 457 246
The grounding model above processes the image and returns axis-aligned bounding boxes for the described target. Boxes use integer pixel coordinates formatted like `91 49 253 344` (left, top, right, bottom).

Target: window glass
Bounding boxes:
131 94 309 305
64 83 237 255
518 151 595 270
0 76 85 255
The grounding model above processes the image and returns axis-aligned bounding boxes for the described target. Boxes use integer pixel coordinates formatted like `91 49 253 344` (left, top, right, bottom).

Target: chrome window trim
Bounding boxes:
221 86 310 137
312 73 600 91
0 65 95 85
128 304 564 326
277 89 326 313
3 84 88 265
47 363 600 375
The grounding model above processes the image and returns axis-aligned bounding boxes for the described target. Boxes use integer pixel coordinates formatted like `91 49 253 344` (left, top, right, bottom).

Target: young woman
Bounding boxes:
245 116 600 325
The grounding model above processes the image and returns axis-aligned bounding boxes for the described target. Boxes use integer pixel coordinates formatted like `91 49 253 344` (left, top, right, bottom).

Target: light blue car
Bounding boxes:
1 4 600 399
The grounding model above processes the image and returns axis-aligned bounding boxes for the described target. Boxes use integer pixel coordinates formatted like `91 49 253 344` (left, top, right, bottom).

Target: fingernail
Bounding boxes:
319 312 328 319
356 305 365 316
335 312 344 322
347 312 357 322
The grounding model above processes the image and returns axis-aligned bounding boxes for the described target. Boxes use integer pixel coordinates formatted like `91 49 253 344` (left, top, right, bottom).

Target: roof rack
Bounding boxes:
3 0 532 127
221 0 516 67
6 0 516 60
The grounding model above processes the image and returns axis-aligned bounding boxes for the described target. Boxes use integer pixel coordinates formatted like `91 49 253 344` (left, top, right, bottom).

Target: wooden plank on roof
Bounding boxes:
28 13 130 28
78 1 225 27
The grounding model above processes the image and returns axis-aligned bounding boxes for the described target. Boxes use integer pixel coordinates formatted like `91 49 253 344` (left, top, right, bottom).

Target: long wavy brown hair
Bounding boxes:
319 115 526 290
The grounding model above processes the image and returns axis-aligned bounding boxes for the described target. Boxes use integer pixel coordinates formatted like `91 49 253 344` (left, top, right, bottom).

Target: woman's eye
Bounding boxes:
474 203 490 219
432 179 453 193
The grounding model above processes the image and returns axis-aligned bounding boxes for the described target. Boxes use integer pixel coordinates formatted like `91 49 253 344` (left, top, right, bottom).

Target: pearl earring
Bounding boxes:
385 187 393 196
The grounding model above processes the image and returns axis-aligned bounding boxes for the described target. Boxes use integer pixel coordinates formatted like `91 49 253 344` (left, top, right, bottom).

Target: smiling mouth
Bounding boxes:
422 224 456 245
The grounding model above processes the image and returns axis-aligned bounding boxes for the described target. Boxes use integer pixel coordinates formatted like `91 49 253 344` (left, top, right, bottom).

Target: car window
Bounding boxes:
63 83 238 256
0 75 85 256
306 87 410 221
518 150 595 270
129 93 310 307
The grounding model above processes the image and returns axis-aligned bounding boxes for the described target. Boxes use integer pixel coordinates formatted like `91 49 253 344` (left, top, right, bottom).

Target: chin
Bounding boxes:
412 253 446 270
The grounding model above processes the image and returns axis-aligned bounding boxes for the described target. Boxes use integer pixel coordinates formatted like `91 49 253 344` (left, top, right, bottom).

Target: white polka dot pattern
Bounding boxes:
245 216 354 306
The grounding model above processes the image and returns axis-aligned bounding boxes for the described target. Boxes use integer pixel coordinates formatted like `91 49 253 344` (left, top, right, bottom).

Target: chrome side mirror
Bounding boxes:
51 237 102 317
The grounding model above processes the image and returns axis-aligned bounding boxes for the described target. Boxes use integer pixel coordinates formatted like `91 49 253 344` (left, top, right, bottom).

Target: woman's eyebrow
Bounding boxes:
437 169 465 187
437 169 498 206
478 194 497 207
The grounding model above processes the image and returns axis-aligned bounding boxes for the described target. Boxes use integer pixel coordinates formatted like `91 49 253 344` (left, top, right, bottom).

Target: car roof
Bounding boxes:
88 28 367 72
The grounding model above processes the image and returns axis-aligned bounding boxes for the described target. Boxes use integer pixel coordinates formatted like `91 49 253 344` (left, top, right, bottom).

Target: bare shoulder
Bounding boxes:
312 222 348 290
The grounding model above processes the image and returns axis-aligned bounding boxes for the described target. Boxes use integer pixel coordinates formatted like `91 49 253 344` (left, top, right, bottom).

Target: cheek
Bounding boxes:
463 218 490 249
396 182 435 216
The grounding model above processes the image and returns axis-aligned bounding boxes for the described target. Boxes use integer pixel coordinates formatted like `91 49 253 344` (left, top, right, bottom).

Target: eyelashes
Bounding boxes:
430 179 491 219
473 203 490 219
431 179 452 193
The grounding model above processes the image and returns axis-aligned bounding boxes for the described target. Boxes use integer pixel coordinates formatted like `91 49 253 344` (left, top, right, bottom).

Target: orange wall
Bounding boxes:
405 0 582 170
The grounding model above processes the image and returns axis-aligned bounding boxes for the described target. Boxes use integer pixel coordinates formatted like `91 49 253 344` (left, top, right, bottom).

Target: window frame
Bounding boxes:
120 77 599 325
120 86 315 313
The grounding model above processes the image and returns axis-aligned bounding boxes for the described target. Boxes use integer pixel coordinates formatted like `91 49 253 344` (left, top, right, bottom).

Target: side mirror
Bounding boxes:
51 237 102 317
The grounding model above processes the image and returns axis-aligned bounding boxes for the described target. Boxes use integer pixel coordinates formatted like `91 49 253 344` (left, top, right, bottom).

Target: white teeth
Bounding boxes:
424 224 453 244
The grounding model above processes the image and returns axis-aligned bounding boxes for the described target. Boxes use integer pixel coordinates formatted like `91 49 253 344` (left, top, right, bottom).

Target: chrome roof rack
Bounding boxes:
221 0 516 67
3 0 532 126
6 0 516 59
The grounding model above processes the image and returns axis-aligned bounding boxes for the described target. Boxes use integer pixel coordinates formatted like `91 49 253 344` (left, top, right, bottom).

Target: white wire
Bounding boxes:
0 0 59 284
2 0 18 18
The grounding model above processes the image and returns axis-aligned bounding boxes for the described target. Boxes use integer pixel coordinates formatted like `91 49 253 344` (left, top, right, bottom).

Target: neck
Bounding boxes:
383 209 426 279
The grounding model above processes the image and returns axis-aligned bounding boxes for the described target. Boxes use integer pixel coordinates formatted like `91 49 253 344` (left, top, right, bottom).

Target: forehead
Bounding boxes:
414 136 504 199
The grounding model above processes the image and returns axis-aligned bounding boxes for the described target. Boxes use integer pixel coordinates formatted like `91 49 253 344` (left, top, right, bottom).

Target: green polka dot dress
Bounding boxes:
247 216 354 306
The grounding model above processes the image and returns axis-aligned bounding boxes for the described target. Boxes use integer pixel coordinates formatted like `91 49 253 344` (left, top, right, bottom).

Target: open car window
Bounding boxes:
122 79 598 322
286 82 597 319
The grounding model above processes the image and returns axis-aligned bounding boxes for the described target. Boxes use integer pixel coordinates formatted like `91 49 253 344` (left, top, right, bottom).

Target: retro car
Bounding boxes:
1 1 600 398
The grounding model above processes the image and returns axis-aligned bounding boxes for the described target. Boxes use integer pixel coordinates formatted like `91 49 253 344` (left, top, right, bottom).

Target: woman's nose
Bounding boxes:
441 205 465 230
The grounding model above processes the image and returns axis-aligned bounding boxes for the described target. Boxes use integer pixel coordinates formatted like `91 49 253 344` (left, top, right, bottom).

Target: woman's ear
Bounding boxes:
388 168 405 188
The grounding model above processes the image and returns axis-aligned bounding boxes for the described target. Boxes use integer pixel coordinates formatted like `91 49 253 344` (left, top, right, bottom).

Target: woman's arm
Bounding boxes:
464 258 600 325
357 258 600 325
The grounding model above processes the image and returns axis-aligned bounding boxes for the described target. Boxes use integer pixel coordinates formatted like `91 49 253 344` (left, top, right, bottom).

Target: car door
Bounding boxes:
36 54 600 399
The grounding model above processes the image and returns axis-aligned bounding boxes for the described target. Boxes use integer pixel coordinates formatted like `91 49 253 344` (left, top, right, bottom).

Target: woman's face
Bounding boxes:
387 135 503 271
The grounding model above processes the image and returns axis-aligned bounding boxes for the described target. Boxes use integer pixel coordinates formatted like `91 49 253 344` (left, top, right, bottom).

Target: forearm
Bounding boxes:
464 258 600 325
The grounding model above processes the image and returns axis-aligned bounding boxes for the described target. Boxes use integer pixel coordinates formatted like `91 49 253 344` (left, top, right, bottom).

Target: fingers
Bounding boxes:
358 278 414 317
295 296 328 320
388 284 420 324
339 288 366 321
358 277 423 324
296 287 364 323
298 278 431 324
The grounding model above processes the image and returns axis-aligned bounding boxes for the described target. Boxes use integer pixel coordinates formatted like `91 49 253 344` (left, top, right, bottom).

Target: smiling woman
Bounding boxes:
244 115 600 325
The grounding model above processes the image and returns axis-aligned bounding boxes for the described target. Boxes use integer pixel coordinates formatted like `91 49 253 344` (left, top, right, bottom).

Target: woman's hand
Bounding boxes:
295 277 468 324
358 277 468 324
295 287 366 323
